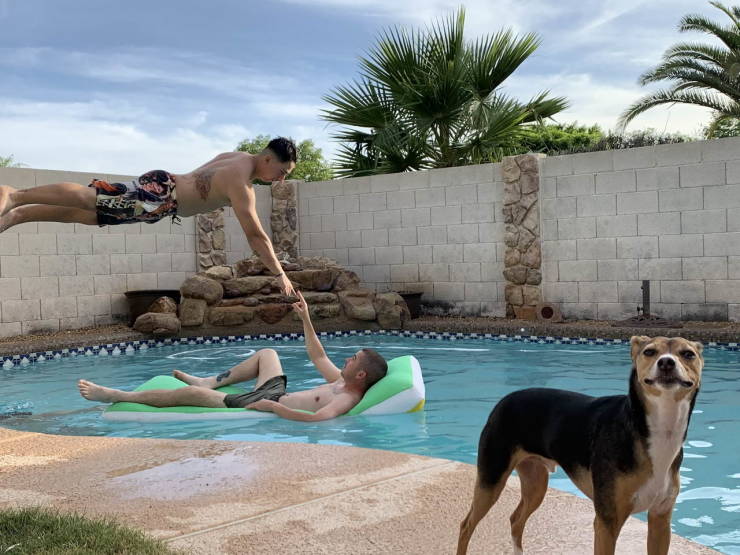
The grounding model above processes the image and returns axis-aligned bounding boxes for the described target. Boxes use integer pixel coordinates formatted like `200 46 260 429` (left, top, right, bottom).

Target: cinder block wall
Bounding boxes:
0 167 269 337
4 135 738 334
539 136 740 321
297 164 507 316
224 188 273 265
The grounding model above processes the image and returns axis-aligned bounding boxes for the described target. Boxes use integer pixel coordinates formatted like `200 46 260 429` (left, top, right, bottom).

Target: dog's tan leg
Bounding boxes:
593 509 630 555
593 472 637 555
647 506 673 555
594 516 618 555
457 476 509 555
509 458 549 554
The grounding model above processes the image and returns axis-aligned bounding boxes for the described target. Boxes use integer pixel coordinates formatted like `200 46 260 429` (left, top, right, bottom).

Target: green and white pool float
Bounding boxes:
103 355 425 422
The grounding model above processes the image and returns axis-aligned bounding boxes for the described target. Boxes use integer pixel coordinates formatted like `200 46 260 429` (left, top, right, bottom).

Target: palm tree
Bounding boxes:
322 8 568 177
619 1 740 137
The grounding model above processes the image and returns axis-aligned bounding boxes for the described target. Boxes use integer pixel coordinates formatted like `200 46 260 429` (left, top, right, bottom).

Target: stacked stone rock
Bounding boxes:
502 154 544 319
270 180 298 259
133 296 181 335
196 210 227 271
134 255 410 336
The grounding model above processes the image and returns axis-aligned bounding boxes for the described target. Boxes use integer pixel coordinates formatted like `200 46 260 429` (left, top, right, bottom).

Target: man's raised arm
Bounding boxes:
228 180 296 297
291 291 342 383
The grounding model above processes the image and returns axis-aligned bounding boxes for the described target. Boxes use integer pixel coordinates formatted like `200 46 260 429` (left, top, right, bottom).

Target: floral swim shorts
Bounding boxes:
89 170 179 226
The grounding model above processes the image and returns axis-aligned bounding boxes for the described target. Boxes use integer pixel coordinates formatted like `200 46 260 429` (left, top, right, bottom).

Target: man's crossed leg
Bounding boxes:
77 348 284 408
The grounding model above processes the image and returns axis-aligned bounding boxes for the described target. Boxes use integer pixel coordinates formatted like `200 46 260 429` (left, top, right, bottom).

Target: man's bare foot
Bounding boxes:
77 379 120 403
0 209 17 233
173 369 214 388
0 186 16 218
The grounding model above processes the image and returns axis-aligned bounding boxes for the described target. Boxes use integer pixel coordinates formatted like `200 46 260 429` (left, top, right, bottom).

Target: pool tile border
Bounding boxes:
1 330 737 368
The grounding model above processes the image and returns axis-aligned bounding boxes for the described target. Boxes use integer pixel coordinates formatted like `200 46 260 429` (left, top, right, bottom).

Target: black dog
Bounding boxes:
457 336 704 555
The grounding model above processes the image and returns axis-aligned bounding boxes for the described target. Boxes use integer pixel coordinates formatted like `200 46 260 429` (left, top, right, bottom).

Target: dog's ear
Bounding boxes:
630 335 651 361
692 340 704 354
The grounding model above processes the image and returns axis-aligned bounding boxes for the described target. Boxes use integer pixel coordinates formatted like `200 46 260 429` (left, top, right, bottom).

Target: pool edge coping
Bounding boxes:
2 329 738 368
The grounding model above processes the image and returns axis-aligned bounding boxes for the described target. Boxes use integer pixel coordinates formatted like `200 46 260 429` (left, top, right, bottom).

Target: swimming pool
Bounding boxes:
2 335 739 553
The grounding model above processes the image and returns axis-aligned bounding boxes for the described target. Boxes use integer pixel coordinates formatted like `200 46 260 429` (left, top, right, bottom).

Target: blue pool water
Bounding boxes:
2 336 739 553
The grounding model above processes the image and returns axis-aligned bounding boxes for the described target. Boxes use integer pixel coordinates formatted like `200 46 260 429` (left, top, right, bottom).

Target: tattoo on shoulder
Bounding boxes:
194 168 216 200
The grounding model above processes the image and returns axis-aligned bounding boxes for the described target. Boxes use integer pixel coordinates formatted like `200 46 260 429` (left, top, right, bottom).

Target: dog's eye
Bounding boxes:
681 350 696 360
643 348 657 357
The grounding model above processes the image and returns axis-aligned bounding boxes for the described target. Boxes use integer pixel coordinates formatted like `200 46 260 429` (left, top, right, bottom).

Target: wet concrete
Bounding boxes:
0 428 717 554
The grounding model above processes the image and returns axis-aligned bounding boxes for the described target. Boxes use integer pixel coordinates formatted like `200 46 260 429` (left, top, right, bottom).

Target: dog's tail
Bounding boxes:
457 397 521 554
477 396 519 487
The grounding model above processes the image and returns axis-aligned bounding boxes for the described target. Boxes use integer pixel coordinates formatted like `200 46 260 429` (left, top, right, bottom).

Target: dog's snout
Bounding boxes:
657 356 676 373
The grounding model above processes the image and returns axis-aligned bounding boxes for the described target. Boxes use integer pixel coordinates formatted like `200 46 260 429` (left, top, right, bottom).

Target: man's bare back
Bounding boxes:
173 152 255 216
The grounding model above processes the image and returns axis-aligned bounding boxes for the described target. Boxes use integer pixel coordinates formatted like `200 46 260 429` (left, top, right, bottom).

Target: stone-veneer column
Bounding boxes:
196 209 226 271
270 179 299 258
196 180 300 272
502 154 544 319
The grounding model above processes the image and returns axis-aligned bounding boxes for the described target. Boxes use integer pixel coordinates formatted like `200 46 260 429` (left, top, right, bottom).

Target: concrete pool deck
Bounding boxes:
0 428 717 554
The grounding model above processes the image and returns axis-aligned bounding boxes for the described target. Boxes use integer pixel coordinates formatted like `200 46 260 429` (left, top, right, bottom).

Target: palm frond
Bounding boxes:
663 42 732 67
519 91 571 123
621 1 740 132
707 1 740 23
640 59 740 100
332 142 381 178
619 88 740 130
679 2 740 52
321 79 396 129
466 30 541 100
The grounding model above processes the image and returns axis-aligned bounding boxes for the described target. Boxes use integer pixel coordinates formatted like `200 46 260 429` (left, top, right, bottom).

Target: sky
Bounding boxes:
0 0 726 174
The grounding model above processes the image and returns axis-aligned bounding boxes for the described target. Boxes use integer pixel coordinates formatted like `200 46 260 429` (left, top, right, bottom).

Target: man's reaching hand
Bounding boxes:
291 290 309 321
276 272 296 297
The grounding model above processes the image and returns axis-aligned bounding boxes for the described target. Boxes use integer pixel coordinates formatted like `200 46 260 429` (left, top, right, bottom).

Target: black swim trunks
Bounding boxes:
89 170 179 226
223 375 287 408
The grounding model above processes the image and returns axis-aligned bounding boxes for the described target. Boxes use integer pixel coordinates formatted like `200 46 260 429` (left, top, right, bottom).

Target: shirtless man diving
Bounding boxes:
0 137 297 296
77 291 388 422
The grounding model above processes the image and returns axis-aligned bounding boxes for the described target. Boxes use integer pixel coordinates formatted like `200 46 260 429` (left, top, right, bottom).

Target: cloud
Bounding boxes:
0 45 334 170
0 98 251 174
0 97 158 125
187 110 209 128
280 0 560 36
1 0 727 174
251 101 327 120
0 47 301 98
288 0 720 138
285 122 335 156
0 96 337 174
578 2 644 34
506 71 711 135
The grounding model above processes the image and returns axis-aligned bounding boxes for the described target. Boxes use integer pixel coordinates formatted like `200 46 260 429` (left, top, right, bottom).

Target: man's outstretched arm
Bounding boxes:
246 395 357 422
228 180 295 297
292 291 342 383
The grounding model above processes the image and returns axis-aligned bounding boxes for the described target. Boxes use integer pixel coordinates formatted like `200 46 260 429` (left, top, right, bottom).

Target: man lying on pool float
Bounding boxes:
77 292 388 422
